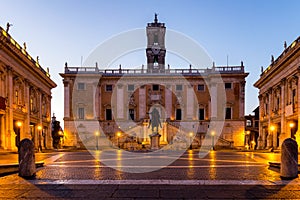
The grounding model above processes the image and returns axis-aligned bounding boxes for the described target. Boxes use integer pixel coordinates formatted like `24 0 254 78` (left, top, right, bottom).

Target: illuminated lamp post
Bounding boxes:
16 121 22 149
245 131 250 150
58 130 64 149
95 131 99 150
37 125 42 152
117 132 121 148
211 131 215 151
289 122 295 139
189 132 194 150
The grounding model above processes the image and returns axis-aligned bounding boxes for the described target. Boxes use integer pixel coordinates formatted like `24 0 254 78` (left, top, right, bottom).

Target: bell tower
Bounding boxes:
146 14 166 73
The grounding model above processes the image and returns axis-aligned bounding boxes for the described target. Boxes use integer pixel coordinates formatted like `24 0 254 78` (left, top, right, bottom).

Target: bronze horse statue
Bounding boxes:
148 108 162 132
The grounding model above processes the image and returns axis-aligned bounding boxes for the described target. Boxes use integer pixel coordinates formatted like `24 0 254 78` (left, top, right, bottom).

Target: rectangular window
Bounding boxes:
78 108 85 119
176 109 182 120
225 83 232 89
153 84 159 91
106 85 113 92
30 97 33 112
292 89 296 105
77 83 85 90
176 85 183 91
198 84 205 91
265 103 268 115
276 97 280 110
225 107 232 119
129 109 134 120
128 84 134 91
15 90 19 104
106 109 112 120
199 108 205 120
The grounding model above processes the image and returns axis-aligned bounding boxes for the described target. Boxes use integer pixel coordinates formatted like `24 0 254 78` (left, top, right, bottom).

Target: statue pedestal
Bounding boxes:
149 132 161 150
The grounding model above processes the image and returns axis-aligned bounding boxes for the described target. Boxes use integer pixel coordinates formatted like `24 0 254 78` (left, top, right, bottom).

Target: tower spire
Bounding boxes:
154 13 158 23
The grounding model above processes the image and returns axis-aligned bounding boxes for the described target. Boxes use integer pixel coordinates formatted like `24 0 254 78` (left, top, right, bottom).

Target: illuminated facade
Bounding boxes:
60 16 248 150
254 36 300 150
0 26 57 151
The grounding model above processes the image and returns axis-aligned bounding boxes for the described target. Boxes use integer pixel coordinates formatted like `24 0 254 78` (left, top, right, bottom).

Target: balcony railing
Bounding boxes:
64 65 245 75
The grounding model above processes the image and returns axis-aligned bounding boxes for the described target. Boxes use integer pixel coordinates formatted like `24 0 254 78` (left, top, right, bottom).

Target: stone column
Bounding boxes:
239 81 246 119
47 95 53 149
143 120 149 144
257 95 263 149
92 82 98 119
97 84 102 120
280 78 286 148
24 80 30 139
38 89 43 149
160 122 167 144
186 85 194 120
117 84 124 119
6 66 15 150
297 75 300 149
267 89 272 148
210 82 217 119
0 116 5 149
63 79 70 118
139 86 146 120
165 85 172 119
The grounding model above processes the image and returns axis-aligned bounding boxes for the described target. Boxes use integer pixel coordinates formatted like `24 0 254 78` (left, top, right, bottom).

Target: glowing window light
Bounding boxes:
10 38 16 45
2 30 7 37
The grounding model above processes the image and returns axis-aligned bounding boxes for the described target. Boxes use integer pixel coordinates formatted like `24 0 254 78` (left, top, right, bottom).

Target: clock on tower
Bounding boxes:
146 13 166 73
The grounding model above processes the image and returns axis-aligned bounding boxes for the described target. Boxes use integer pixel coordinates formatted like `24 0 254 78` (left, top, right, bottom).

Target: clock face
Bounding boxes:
151 45 160 55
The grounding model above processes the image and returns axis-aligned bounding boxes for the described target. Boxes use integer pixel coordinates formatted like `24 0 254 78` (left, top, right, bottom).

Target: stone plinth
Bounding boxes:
280 138 298 180
149 132 161 150
18 139 36 178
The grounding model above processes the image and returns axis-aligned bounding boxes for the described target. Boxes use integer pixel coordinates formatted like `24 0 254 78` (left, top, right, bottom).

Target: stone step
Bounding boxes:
269 162 300 172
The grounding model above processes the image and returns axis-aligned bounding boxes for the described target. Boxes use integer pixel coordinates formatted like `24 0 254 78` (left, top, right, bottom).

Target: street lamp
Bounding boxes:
117 132 121 148
95 131 99 150
189 132 194 150
270 125 276 132
37 125 42 152
58 130 64 149
289 122 295 139
15 121 22 149
245 131 250 150
211 131 215 151
16 121 22 128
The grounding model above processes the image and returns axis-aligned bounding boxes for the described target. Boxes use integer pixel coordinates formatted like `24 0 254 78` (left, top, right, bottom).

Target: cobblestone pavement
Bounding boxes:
0 150 299 199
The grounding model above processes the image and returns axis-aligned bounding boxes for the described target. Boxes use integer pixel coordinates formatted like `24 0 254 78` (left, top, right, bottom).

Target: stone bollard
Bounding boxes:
280 138 298 180
18 139 36 178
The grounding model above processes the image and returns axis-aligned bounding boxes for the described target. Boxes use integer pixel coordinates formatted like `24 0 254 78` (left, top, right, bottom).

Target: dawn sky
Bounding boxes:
1 0 300 124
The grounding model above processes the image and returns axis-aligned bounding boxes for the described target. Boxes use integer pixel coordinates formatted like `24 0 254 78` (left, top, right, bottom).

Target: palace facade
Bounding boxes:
60 16 248 150
0 25 57 151
254 37 300 150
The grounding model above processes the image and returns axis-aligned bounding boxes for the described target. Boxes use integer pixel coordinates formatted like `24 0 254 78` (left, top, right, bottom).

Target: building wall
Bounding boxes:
254 36 300 150
0 27 56 151
61 66 248 149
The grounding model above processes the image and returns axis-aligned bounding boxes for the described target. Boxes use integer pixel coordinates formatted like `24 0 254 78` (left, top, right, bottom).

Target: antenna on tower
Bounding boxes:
226 54 229 67
81 56 83 67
